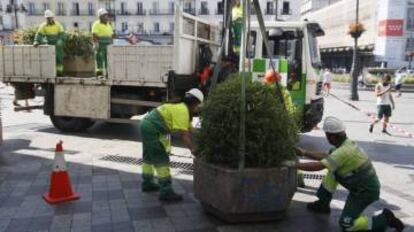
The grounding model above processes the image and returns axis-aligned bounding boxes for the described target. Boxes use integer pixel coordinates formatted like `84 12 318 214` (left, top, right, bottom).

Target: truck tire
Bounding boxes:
50 116 95 132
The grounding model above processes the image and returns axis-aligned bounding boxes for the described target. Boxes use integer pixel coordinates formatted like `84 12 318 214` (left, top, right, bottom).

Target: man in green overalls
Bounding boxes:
296 117 404 232
232 0 243 54
92 8 114 76
34 10 65 76
140 89 204 202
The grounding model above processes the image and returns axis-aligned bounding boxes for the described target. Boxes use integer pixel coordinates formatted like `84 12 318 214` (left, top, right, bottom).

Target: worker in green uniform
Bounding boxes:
140 89 204 202
34 10 65 76
232 0 243 53
296 117 404 232
92 8 114 76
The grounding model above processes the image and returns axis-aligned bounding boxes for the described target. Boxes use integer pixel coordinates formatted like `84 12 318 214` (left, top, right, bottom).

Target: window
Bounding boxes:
266 2 274 14
120 2 127 14
153 22 160 33
137 2 143 15
200 1 208 15
42 2 50 11
282 1 291 15
57 2 65 15
169 23 174 33
88 2 94 15
152 2 159 14
137 23 144 33
122 22 128 33
72 2 79 15
168 2 174 14
28 2 35 15
217 1 224 14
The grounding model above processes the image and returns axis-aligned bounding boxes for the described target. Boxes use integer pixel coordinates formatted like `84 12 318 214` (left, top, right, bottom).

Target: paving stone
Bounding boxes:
132 220 153 232
29 216 53 231
107 190 124 200
73 213 92 226
91 223 112 232
110 208 131 223
71 225 92 232
128 206 167 221
4 218 31 232
112 222 134 232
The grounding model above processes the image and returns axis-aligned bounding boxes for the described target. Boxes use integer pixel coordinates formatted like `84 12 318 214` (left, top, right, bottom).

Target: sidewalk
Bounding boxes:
0 87 413 232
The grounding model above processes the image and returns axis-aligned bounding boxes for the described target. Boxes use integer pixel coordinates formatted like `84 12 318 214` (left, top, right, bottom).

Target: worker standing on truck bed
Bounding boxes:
140 89 204 202
92 8 114 76
296 117 404 232
232 0 243 54
33 10 65 76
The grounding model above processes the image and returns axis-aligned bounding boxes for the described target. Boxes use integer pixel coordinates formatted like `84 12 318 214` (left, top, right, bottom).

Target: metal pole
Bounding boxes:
274 0 278 21
350 0 359 101
238 0 247 170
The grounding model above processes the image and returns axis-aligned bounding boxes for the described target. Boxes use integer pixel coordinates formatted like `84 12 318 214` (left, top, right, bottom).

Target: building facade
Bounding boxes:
302 0 414 69
1 0 301 44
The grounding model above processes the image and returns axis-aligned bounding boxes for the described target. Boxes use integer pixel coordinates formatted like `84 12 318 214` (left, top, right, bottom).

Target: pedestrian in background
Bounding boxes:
369 74 395 135
323 68 333 96
394 67 407 97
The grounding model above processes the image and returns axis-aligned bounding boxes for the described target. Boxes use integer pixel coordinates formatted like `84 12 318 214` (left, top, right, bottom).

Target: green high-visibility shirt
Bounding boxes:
321 139 371 176
157 103 191 132
232 5 243 20
92 20 113 39
35 21 64 44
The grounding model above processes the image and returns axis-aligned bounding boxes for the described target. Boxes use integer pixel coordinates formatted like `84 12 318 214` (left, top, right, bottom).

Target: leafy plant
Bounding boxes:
196 75 298 169
12 27 94 59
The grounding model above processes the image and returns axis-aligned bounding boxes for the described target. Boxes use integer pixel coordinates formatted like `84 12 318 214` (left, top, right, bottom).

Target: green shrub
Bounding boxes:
13 27 93 59
196 76 298 169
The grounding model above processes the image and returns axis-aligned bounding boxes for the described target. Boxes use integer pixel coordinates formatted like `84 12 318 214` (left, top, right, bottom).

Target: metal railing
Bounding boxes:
70 9 95 16
183 8 195 15
27 9 44 16
265 8 277 15
215 8 224 15
116 9 146 15
280 9 292 15
56 10 66 16
149 9 174 15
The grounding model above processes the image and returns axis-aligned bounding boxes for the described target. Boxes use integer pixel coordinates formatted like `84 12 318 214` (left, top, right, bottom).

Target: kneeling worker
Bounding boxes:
140 89 204 202
34 10 65 76
296 116 404 232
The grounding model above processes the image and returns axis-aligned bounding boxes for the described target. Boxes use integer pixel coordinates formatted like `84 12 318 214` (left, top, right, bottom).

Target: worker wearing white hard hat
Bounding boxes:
139 88 203 202
92 8 114 76
295 116 404 231
33 9 65 76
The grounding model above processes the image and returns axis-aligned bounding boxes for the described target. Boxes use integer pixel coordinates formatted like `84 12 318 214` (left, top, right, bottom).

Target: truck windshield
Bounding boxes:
307 23 324 68
262 30 299 60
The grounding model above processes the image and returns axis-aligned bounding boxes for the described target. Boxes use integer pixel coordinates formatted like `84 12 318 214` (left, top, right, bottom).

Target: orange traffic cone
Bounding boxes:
43 141 80 204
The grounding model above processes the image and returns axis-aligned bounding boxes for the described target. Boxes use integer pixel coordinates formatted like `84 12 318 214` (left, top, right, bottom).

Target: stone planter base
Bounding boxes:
194 158 297 223
63 56 95 77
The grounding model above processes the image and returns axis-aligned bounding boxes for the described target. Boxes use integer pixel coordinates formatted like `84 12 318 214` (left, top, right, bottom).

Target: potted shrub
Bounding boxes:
12 28 95 77
194 76 298 223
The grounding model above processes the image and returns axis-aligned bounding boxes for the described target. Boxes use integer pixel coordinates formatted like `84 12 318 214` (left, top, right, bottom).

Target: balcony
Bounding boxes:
70 9 95 16
198 8 209 15
280 9 292 15
265 9 277 15
56 10 66 16
215 9 224 15
183 8 196 15
149 9 174 15
27 9 44 16
116 9 146 15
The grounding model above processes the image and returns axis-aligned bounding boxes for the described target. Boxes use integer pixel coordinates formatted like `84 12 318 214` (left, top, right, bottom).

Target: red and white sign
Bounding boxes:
378 19 404 37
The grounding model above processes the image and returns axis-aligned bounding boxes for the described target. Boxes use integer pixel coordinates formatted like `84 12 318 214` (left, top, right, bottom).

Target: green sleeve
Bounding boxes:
34 24 45 44
321 148 345 172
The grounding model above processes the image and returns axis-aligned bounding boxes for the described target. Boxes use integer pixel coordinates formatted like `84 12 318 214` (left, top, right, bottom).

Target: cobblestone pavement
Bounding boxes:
0 85 413 232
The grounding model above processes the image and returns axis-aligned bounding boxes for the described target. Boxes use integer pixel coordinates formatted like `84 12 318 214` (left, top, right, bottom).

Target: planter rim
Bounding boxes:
194 157 296 173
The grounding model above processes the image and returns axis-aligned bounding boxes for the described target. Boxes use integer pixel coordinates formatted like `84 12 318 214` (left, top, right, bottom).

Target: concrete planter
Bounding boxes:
63 56 95 77
194 158 297 223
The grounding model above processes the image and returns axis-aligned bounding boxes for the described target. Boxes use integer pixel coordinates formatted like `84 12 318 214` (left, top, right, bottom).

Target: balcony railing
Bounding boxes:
198 8 209 15
149 9 174 15
55 10 66 16
183 8 195 15
280 9 292 15
70 9 95 16
27 9 44 16
265 8 277 15
215 9 224 15
116 9 146 15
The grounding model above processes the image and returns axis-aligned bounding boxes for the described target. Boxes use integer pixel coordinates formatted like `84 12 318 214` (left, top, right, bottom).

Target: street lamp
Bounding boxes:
348 0 363 101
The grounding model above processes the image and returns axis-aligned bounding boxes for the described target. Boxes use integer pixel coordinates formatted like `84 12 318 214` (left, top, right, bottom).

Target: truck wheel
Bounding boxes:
50 116 95 132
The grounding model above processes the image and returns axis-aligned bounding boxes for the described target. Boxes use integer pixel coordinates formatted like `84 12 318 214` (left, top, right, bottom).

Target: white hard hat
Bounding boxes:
186 88 204 103
322 116 346 133
97 8 108 17
44 10 54 18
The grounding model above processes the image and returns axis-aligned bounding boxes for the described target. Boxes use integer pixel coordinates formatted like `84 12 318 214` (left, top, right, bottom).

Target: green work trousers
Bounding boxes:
232 18 243 53
95 42 110 74
140 111 174 198
49 40 64 75
318 172 387 231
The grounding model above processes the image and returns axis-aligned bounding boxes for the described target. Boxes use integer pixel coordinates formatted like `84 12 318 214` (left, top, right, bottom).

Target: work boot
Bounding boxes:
159 190 183 202
382 129 391 136
96 70 103 76
307 200 331 214
142 181 160 192
383 208 405 232
369 124 374 133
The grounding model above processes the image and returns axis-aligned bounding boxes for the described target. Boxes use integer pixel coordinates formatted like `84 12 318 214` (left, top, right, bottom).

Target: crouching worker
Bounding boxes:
296 116 404 232
140 88 204 202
